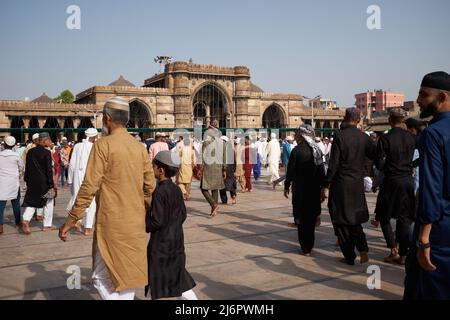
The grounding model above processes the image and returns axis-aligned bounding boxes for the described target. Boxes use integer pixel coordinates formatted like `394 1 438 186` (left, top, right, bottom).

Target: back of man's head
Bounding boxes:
104 97 130 125
344 107 361 123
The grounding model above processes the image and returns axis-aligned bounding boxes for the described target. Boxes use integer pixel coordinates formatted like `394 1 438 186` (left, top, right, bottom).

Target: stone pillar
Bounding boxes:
234 66 250 129
205 105 211 127
96 113 103 129
22 117 30 128
57 117 65 128
38 118 46 128
172 62 192 128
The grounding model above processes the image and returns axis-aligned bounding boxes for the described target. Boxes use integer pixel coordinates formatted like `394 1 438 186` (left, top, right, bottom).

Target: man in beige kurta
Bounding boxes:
234 138 246 192
59 97 155 300
176 138 196 200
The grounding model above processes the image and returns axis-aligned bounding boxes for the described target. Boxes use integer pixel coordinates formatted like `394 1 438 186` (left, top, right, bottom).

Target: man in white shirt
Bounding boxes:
67 128 98 236
0 136 24 234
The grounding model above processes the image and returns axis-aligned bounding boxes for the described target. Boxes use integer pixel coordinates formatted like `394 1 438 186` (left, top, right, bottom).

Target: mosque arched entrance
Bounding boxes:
128 100 152 140
262 104 286 129
192 84 228 129
43 117 60 142
10 116 24 143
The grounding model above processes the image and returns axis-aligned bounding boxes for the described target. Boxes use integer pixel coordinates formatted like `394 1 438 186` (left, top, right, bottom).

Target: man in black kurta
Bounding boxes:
322 108 376 265
284 125 326 255
22 132 56 234
375 108 417 264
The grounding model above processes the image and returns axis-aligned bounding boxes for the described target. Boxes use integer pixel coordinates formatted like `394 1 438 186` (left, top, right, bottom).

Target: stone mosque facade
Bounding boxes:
0 61 345 142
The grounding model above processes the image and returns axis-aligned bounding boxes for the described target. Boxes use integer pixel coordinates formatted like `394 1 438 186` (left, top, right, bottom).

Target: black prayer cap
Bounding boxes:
405 118 423 130
421 71 450 91
388 107 407 118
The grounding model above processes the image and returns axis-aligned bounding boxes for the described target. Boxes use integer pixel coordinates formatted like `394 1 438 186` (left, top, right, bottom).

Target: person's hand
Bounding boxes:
284 189 289 199
320 188 328 203
417 245 437 271
59 224 71 242
223 171 227 179
372 186 378 193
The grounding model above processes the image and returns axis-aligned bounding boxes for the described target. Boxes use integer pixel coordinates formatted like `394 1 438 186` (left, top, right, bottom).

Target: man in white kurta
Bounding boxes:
258 137 268 167
264 133 281 185
67 128 98 236
0 136 23 234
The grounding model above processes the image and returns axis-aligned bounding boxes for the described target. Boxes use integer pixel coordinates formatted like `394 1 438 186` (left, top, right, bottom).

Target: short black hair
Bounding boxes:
389 115 403 125
153 159 179 178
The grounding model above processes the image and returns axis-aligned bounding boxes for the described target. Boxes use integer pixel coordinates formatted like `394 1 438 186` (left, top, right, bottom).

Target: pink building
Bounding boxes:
355 90 404 118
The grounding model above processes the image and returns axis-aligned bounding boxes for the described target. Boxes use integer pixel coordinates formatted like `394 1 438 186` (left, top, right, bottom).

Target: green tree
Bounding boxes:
54 90 74 104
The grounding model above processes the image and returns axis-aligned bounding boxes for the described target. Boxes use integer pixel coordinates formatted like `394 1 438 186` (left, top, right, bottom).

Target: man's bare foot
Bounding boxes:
210 204 219 218
75 221 83 233
301 252 312 257
393 256 406 265
22 221 31 235
231 197 237 205
15 224 22 231
35 215 44 222
370 219 380 228
384 253 400 263
272 182 277 190
84 228 93 236
42 226 57 232
287 222 297 228
360 251 369 264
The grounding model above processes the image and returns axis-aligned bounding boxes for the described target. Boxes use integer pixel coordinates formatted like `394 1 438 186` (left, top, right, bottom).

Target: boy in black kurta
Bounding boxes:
145 151 197 300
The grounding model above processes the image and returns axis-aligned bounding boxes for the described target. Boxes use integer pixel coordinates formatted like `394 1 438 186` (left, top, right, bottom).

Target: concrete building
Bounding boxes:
355 90 404 119
309 98 338 110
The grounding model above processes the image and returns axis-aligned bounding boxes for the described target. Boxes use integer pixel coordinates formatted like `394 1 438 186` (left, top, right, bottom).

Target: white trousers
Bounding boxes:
267 162 280 184
81 203 96 229
146 289 198 300
23 199 54 227
36 208 43 217
92 244 135 300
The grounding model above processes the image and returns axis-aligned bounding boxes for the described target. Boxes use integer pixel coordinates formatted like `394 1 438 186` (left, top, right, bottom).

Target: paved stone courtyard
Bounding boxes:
0 171 405 300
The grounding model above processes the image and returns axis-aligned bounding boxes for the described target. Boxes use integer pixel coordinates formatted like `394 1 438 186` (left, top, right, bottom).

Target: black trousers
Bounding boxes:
297 214 317 254
380 215 412 257
220 189 237 204
333 224 369 264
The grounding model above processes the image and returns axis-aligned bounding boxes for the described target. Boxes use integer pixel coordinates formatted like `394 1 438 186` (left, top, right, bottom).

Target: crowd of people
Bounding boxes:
0 71 449 300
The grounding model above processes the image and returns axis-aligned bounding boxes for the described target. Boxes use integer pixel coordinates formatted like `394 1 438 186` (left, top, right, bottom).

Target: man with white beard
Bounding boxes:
264 133 281 185
67 128 98 236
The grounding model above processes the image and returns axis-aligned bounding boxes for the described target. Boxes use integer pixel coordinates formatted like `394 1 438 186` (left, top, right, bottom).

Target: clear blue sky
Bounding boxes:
1 0 449 106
